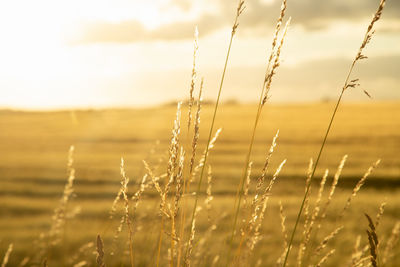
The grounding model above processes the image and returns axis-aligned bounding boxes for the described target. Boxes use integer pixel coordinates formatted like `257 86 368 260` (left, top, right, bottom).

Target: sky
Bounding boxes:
0 0 399 109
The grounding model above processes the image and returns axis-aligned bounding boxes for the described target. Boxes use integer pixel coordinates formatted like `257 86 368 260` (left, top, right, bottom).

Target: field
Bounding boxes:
1 102 400 266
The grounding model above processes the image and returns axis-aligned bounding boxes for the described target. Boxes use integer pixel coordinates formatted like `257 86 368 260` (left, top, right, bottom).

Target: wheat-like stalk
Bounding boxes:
382 221 400 264
276 201 289 266
315 226 343 255
319 155 347 223
189 78 203 176
185 206 202 267
36 145 76 260
298 169 328 266
283 2 386 264
246 159 286 252
230 0 290 255
315 249 335 267
1 243 13 267
205 165 214 222
188 1 246 255
120 158 134 267
374 200 387 229
340 159 381 218
187 26 199 131
190 128 222 184
96 235 106 267
365 213 379 267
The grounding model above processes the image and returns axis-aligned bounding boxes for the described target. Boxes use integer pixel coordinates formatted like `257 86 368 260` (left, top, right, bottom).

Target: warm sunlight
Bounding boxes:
0 0 399 109
1 1 400 266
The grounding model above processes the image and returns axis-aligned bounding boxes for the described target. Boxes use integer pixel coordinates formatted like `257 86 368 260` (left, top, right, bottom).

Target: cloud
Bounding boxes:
77 0 400 43
78 15 224 43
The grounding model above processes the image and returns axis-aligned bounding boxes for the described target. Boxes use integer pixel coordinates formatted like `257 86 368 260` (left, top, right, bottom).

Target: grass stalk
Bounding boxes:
227 1 289 263
282 1 386 265
186 0 245 259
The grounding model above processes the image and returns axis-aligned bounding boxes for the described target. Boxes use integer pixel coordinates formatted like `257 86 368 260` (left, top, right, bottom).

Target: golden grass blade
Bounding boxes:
283 1 386 265
120 158 134 267
96 235 106 267
340 159 381 218
229 0 290 261
188 0 246 255
276 201 288 266
1 244 13 267
315 249 335 267
382 221 400 264
205 165 214 222
47 145 76 247
365 213 379 267
187 26 199 131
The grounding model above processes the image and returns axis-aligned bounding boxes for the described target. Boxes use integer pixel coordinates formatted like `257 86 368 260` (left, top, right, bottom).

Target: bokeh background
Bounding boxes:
0 0 399 266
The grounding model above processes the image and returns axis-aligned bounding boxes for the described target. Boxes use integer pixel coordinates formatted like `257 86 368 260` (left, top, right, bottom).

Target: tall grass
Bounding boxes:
3 0 400 266
228 0 290 262
282 0 387 266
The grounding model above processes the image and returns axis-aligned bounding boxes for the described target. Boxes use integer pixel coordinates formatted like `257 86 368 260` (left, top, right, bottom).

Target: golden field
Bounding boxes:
0 101 399 266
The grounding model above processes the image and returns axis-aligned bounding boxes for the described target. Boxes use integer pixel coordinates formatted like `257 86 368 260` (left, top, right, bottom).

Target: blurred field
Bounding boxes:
1 101 400 266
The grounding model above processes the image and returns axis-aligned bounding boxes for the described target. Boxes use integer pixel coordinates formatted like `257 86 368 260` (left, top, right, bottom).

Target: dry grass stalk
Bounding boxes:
190 128 222 184
146 103 183 267
185 206 202 267
257 130 279 192
319 155 347 223
189 78 203 175
340 159 381 217
352 256 371 267
173 147 185 218
187 26 199 131
315 249 335 267
365 213 379 267
177 78 203 267
262 17 291 105
205 165 214 222
212 255 220 266
298 169 328 266
169 147 185 267
190 0 246 258
70 242 95 265
1 243 13 267
303 158 314 225
73 261 87 267
276 201 289 266
48 145 76 246
246 159 287 252
193 223 218 265
375 200 386 228
234 132 281 262
315 226 343 254
231 2 290 257
342 0 385 98
243 162 253 208
297 159 314 266
109 182 124 220
96 235 106 267
284 1 386 264
166 102 182 197
351 235 362 266
382 221 400 264
120 158 134 267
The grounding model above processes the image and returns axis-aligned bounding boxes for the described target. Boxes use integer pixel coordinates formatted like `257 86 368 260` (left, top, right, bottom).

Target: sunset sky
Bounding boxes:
0 0 399 109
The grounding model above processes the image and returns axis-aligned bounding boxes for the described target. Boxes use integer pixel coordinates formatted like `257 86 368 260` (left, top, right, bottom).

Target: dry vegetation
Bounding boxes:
1 0 400 266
